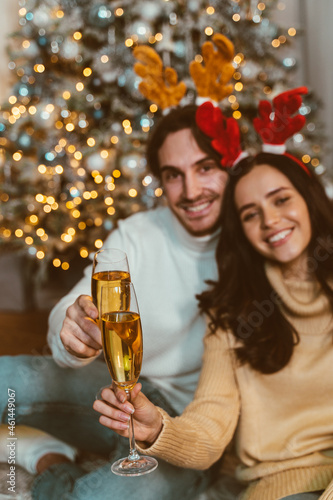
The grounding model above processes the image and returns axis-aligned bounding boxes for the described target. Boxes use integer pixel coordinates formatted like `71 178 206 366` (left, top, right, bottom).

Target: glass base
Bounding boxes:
111 455 158 477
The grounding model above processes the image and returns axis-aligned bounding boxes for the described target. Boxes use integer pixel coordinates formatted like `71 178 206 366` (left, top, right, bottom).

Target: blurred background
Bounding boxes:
0 0 332 329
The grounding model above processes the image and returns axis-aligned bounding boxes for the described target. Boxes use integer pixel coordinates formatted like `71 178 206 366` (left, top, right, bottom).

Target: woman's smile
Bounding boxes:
235 164 312 277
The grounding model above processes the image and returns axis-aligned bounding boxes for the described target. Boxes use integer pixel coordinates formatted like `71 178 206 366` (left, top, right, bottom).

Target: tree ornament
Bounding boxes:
88 4 113 28
86 152 107 171
60 38 80 60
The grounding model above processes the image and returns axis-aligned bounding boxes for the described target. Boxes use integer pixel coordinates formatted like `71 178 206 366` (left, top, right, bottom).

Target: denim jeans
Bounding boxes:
0 355 240 500
282 492 324 499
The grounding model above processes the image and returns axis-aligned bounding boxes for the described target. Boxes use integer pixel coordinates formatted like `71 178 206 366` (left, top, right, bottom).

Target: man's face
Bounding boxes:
158 128 228 237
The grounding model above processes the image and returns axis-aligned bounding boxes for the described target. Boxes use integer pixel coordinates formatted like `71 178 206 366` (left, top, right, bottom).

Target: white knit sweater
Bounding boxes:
47 206 219 413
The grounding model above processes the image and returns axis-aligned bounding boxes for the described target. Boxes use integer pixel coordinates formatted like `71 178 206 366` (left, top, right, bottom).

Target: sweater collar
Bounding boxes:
167 207 220 255
265 261 331 318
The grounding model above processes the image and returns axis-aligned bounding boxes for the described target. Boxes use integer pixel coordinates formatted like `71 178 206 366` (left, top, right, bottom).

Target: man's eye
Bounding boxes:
201 163 216 173
164 171 180 181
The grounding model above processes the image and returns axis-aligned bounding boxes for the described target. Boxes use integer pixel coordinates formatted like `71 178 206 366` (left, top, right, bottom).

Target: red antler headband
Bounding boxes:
195 101 246 168
196 86 310 174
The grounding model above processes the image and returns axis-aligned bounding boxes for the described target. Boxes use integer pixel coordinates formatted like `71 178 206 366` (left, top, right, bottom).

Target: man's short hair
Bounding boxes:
146 105 223 179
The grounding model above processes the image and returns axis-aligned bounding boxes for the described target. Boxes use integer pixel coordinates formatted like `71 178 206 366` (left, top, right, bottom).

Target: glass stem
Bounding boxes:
126 390 140 461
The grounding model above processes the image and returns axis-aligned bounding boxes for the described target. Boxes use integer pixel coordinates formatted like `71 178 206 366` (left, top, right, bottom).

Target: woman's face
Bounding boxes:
234 164 312 277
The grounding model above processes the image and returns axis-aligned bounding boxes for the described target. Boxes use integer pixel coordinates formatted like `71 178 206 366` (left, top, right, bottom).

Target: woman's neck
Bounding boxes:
273 252 313 281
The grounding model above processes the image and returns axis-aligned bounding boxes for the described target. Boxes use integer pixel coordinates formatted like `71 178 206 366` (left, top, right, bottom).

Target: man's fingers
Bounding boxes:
77 295 98 319
62 317 101 350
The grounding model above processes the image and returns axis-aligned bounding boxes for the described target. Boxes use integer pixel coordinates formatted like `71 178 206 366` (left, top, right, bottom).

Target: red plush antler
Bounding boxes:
253 86 308 145
196 101 243 168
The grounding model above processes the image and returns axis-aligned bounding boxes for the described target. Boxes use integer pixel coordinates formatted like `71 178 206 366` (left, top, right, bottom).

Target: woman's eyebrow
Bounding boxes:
238 187 291 214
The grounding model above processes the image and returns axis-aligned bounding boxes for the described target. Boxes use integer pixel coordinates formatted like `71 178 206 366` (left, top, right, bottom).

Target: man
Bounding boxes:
0 105 235 499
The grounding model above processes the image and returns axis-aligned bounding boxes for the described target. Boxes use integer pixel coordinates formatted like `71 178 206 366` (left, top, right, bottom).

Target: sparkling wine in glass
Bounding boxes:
92 248 131 310
99 282 158 476
92 248 131 399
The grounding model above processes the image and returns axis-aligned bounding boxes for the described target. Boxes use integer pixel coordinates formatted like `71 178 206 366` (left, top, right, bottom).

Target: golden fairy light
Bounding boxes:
80 248 89 258
105 197 113 205
95 239 103 249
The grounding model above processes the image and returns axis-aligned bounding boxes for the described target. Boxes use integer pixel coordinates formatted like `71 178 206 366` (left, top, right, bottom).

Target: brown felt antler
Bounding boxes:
133 45 187 110
189 33 235 103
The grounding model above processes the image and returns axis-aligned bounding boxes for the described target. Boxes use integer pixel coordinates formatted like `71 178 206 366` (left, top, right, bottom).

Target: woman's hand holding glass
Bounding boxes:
93 384 163 448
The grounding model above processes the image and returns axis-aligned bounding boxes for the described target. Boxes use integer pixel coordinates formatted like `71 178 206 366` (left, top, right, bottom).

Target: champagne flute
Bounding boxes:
92 248 131 399
92 248 131 309
99 282 158 476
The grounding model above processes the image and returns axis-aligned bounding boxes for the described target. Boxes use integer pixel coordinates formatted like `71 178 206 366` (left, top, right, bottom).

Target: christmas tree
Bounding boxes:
0 0 327 284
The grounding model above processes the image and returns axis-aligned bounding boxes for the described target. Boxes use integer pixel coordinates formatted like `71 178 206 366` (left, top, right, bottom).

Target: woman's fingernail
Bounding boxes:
119 422 129 430
120 413 130 422
124 404 134 414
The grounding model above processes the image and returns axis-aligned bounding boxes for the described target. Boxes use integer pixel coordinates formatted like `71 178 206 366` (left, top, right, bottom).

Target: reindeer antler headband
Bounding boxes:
133 33 235 111
195 86 310 175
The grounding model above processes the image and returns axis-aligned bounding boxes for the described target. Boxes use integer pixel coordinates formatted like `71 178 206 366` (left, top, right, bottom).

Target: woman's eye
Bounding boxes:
276 196 290 205
242 211 258 222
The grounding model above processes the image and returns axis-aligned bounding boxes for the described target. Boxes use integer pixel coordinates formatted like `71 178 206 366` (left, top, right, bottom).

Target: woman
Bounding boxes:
94 152 333 500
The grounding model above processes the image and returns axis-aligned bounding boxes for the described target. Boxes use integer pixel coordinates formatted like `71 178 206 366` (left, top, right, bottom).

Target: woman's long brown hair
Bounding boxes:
198 153 333 373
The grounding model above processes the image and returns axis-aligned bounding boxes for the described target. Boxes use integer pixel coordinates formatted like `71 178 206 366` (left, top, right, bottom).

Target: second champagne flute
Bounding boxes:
99 282 158 476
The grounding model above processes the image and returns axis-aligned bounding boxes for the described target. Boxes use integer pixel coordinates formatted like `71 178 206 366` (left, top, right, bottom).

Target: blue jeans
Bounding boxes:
0 355 241 500
282 493 324 499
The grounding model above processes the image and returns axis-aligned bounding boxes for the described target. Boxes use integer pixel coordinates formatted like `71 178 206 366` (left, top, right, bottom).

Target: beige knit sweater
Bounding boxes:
138 262 333 500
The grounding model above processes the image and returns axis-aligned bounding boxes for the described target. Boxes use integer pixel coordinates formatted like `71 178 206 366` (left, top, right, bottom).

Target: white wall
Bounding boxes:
304 0 333 171
0 0 19 102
